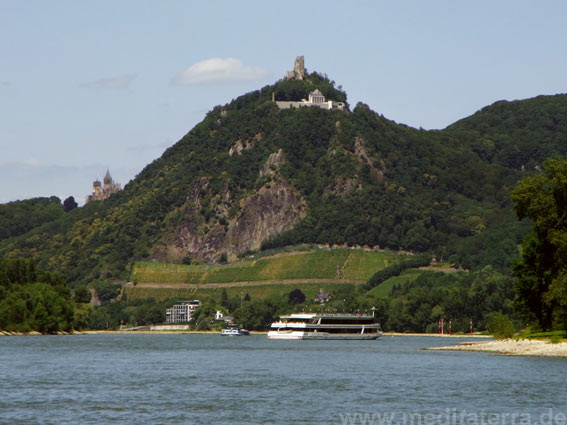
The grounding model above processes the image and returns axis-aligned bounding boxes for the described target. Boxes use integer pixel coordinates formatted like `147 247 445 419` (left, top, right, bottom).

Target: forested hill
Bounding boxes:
447 94 567 169
0 197 64 241
1 73 565 284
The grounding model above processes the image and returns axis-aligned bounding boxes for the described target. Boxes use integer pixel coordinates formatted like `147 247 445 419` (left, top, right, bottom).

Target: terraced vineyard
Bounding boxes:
366 269 424 298
130 249 401 285
123 282 351 302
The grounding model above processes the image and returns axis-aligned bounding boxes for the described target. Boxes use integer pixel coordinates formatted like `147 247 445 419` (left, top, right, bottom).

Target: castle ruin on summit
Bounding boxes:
275 56 345 111
285 56 306 80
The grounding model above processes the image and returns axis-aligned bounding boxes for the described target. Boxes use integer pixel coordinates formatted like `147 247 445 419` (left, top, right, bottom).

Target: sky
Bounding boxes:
1 1 567 204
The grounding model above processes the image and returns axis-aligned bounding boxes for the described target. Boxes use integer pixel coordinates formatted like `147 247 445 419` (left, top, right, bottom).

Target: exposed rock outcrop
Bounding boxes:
228 133 262 156
260 149 287 176
324 137 385 197
354 136 385 181
161 151 306 262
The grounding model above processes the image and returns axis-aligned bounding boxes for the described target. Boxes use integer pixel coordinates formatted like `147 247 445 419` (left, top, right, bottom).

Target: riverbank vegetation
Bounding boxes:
513 158 567 331
0 259 76 333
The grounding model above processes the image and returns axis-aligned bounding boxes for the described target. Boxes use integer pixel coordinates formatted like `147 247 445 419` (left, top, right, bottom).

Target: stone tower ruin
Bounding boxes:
286 56 306 80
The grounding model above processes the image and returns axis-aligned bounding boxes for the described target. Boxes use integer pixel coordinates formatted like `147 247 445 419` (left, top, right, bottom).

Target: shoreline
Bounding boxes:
428 338 567 357
0 330 268 336
386 332 489 338
1 330 484 337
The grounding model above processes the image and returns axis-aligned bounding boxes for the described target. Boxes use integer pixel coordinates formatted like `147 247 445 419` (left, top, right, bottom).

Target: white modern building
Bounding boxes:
165 300 201 324
275 89 345 111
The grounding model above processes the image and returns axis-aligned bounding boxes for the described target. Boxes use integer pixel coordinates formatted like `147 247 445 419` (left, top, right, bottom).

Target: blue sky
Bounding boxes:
1 1 567 204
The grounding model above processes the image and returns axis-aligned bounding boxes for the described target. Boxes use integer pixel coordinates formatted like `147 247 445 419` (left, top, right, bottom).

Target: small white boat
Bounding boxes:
221 326 250 336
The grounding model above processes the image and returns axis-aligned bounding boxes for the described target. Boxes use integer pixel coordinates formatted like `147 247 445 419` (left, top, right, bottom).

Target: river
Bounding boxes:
1 334 566 424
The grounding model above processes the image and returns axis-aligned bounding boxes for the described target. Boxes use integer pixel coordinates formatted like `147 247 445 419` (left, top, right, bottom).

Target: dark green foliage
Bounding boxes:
234 297 285 331
364 254 431 291
93 281 121 303
288 288 305 304
190 302 218 330
63 196 78 212
88 298 167 329
88 308 112 330
486 312 516 339
512 158 567 330
73 285 91 303
0 259 74 333
0 197 63 241
384 268 516 332
449 95 567 168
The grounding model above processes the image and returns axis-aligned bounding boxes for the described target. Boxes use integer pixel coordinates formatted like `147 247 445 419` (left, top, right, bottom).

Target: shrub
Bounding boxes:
486 312 515 339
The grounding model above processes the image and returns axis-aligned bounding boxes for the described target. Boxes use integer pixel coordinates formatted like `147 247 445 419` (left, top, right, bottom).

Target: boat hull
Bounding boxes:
221 327 250 336
267 330 382 340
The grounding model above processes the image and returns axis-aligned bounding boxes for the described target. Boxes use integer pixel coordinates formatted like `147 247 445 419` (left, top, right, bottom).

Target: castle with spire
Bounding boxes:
86 170 121 203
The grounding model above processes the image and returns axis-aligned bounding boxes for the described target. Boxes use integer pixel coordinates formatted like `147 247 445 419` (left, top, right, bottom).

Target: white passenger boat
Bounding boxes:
221 326 250 336
267 313 382 340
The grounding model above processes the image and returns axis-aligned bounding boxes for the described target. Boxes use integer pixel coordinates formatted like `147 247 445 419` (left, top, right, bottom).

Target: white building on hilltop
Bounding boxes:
275 89 345 111
166 300 201 324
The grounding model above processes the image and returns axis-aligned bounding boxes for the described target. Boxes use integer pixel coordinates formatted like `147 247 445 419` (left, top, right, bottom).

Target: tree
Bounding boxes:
486 313 516 339
221 288 229 308
288 288 305 304
89 308 111 330
143 306 164 325
512 158 567 330
191 302 217 330
94 281 121 303
63 196 78 212
74 285 91 303
233 300 274 330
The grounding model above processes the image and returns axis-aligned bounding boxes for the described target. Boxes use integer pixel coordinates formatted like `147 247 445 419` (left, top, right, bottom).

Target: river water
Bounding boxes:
1 334 566 425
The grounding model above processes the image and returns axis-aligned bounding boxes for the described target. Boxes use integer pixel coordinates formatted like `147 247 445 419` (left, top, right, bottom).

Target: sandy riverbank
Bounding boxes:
387 332 489 338
428 338 567 357
1 330 268 336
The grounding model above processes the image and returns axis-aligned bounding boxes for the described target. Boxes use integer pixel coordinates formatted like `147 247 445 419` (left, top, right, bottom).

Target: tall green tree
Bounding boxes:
512 157 567 330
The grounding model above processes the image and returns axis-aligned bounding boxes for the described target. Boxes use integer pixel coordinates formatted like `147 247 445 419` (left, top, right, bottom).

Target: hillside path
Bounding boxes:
136 278 365 289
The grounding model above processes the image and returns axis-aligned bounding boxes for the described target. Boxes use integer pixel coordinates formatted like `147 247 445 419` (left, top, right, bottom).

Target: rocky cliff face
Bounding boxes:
156 150 306 263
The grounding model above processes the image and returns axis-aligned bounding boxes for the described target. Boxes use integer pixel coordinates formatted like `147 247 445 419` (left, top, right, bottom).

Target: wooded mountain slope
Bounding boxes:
2 74 565 284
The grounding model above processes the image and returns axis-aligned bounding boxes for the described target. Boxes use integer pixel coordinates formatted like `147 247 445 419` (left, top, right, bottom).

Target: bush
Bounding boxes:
74 285 91 303
288 288 305 304
94 281 121 303
486 313 515 339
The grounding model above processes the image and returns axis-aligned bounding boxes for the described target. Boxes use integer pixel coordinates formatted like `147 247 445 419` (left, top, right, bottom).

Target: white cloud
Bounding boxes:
172 58 270 85
85 74 137 89
23 158 40 167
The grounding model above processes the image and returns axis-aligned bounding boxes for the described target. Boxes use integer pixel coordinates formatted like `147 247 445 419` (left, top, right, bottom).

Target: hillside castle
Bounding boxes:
275 56 345 111
86 170 121 203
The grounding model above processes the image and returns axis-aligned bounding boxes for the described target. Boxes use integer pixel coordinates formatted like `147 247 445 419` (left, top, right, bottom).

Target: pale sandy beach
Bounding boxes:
429 338 567 357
